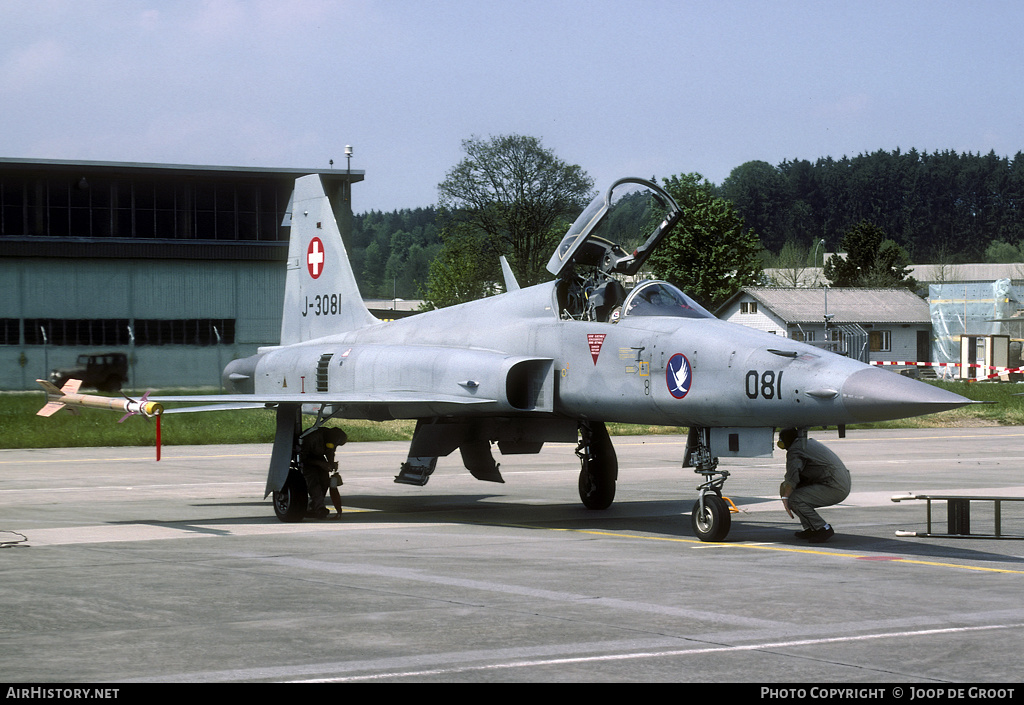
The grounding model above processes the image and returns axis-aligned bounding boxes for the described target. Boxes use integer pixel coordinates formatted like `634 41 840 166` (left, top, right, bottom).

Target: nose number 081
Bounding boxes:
745 370 783 400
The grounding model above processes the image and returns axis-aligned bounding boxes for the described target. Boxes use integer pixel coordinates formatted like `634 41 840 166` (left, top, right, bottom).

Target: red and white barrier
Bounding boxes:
870 360 1023 380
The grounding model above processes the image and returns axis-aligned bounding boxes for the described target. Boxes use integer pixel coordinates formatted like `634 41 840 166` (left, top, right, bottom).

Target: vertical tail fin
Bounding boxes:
280 174 377 345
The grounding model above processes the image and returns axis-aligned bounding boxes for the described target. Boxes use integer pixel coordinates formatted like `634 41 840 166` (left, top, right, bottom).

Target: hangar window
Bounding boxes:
133 319 235 346
0 178 27 235
0 173 292 242
20 318 235 346
24 319 132 347
0 319 19 345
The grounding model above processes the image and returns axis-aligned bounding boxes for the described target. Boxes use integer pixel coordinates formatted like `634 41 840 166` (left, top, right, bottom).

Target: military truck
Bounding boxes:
49 353 129 392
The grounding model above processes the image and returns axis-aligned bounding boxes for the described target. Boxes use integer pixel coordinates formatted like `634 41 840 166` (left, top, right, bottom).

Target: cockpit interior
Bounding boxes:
549 178 713 323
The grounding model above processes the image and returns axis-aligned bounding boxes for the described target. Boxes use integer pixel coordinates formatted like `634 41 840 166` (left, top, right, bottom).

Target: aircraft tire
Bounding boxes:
578 461 615 510
690 495 731 542
273 471 308 523
578 421 617 510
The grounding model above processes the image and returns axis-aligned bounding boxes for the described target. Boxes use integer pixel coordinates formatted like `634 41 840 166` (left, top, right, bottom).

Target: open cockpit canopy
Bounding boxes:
547 178 710 322
546 177 683 279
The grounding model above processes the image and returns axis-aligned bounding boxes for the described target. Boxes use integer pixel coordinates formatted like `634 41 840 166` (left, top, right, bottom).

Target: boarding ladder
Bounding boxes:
891 494 1024 539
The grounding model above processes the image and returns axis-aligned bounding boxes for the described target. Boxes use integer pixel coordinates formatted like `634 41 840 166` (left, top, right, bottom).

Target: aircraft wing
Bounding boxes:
153 391 498 416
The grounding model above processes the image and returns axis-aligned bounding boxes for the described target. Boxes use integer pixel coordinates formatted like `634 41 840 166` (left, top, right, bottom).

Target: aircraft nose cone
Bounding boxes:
841 367 972 422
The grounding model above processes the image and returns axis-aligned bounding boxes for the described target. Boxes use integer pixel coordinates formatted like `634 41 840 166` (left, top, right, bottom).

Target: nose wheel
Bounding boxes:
685 427 734 541
691 488 732 542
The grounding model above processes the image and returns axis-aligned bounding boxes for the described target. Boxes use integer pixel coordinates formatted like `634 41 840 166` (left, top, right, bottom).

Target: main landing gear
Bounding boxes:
685 427 733 542
573 422 735 541
577 421 617 510
271 405 341 523
273 453 309 523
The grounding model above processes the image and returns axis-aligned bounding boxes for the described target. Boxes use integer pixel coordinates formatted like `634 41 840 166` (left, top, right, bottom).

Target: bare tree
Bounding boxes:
436 134 595 287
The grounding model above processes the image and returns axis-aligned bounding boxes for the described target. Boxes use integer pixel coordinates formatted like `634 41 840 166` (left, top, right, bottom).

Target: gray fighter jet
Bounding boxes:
141 175 973 540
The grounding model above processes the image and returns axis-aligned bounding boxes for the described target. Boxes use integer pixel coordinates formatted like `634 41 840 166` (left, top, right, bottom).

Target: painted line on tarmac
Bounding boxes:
22 512 1020 575
0 452 268 465
531 526 1024 575
0 445 413 466
255 555 788 629
817 431 1024 443
11 514 407 546
293 621 1024 682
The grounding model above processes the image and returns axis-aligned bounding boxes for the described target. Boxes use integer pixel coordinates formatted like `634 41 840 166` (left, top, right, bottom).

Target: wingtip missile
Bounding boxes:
35 379 164 419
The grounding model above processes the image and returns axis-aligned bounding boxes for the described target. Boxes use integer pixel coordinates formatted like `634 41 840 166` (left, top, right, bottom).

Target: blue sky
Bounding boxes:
2 1 1022 213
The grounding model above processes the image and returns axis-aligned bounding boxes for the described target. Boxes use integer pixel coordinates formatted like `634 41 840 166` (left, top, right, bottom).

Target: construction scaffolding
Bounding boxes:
928 279 1024 378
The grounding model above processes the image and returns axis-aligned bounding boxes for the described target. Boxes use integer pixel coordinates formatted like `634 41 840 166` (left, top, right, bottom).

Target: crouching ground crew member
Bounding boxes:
299 426 348 519
777 428 851 543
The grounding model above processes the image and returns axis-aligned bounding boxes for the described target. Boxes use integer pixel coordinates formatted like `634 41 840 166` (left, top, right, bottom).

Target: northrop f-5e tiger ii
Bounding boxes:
40 174 973 541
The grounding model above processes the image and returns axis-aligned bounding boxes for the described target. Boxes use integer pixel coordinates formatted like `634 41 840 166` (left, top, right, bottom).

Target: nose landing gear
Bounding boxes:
690 468 732 542
685 427 735 542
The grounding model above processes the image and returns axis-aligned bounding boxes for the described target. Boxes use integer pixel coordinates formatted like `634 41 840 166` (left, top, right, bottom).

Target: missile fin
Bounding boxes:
36 379 63 396
37 401 65 417
61 379 82 395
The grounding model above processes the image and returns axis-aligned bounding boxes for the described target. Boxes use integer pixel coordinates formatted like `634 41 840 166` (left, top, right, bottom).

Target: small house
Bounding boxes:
716 287 932 365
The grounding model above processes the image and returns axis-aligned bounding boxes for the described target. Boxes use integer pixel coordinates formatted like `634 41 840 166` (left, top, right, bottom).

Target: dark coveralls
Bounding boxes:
781 436 851 533
299 427 347 519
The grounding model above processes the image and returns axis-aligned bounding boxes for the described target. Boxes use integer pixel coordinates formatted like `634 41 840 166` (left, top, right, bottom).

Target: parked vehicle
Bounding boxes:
49 353 128 392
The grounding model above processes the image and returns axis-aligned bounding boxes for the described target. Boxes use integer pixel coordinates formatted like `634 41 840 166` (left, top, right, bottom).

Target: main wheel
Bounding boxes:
578 422 617 510
579 460 615 509
691 495 731 542
273 470 308 523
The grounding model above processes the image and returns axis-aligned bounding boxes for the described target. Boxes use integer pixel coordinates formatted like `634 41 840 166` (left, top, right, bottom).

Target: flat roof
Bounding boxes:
0 157 364 184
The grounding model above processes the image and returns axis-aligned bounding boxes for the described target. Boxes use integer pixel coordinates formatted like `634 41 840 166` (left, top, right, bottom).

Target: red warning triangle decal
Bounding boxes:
587 334 606 365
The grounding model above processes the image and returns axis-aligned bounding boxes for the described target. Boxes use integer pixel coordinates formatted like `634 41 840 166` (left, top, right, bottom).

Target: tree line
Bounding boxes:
722 149 1024 264
348 207 441 301
346 140 1024 309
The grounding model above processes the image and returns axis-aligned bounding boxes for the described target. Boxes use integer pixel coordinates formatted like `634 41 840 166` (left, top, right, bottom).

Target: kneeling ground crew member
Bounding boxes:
300 426 348 519
777 428 851 543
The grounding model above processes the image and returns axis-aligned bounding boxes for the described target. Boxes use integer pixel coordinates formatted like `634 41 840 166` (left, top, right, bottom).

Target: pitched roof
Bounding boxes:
763 262 1024 287
724 287 930 325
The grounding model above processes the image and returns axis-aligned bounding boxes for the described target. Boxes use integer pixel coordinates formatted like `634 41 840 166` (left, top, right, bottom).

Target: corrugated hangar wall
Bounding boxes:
0 159 365 392
1 258 284 390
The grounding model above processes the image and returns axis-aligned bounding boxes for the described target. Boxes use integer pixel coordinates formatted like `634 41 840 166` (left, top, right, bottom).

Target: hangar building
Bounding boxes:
0 158 364 391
